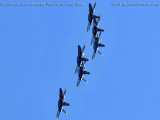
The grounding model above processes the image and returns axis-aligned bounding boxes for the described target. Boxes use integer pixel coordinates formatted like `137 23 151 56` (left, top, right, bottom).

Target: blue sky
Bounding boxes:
0 0 160 120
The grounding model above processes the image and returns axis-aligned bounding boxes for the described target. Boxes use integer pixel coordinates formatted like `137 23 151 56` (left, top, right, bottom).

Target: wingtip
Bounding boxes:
69 104 70 106
86 81 88 83
101 54 103 56
66 112 68 115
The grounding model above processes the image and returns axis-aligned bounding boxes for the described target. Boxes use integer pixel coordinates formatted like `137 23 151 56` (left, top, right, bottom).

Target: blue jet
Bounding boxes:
75 44 89 75
92 36 106 60
87 0 101 32
56 88 70 119
75 66 90 88
92 24 105 38
90 25 105 45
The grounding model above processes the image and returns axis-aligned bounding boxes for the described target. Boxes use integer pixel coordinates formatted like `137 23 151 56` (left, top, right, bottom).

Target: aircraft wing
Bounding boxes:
86 23 90 32
90 36 94 45
92 52 95 60
98 31 102 37
75 65 78 75
81 43 86 54
64 88 67 95
63 102 70 106
56 110 60 119
76 79 80 88
93 0 96 10
83 71 90 74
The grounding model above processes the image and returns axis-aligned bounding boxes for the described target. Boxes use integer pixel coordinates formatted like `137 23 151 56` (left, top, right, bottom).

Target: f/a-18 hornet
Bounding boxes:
87 0 101 32
91 24 105 45
56 88 70 119
92 24 105 39
92 36 106 60
75 44 89 75
75 66 91 88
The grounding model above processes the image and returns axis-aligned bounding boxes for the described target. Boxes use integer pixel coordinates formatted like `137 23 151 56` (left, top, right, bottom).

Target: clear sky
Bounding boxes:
0 0 160 120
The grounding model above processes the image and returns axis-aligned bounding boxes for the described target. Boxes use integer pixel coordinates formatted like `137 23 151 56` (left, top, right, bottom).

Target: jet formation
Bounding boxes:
75 44 90 87
87 0 105 60
57 0 106 118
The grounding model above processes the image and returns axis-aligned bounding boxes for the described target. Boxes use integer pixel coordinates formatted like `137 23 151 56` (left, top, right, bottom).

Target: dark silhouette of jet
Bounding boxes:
92 36 106 60
56 88 70 119
75 66 90 87
87 0 102 32
92 24 105 38
90 24 105 46
75 44 89 75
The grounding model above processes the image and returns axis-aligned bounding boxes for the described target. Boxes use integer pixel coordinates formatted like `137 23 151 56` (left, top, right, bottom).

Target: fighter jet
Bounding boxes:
92 24 105 38
92 36 106 60
56 88 70 119
87 0 101 32
90 25 105 45
75 66 90 88
75 44 89 75
92 14 101 26
89 0 96 15
87 14 101 32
